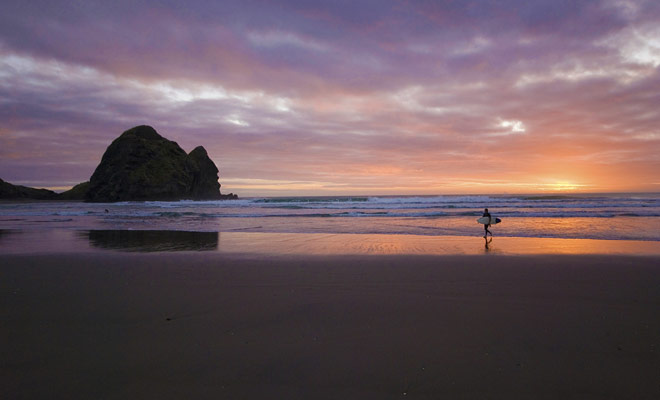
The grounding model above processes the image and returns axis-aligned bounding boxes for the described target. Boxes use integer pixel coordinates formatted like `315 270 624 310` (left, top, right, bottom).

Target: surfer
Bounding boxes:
482 208 492 238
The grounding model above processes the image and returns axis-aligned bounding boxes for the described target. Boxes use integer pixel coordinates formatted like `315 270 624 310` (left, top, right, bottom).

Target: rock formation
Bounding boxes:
188 146 222 199
0 125 237 202
86 125 235 202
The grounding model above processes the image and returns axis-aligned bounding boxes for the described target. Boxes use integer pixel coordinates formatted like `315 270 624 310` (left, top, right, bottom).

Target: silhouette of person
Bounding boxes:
483 208 492 239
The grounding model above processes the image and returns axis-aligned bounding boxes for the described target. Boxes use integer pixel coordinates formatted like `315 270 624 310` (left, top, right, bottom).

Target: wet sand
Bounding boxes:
2 230 660 255
2 251 659 399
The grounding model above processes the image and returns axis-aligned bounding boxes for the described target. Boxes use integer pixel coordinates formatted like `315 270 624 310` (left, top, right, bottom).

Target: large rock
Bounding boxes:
86 125 234 202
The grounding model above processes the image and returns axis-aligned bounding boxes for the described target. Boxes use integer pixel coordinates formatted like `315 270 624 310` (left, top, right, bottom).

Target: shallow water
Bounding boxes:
0 193 658 241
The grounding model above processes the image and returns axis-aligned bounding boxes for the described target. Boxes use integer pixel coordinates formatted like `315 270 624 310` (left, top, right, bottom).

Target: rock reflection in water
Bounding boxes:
0 229 12 244
86 230 218 252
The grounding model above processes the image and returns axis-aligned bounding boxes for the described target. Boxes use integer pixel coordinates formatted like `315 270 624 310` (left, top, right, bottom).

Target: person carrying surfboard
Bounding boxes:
482 208 492 238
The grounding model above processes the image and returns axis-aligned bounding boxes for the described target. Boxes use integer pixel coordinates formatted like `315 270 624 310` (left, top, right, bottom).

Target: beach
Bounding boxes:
2 240 659 399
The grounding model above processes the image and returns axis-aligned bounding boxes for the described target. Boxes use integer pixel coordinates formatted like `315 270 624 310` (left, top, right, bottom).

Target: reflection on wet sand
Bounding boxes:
0 229 658 255
0 228 22 245
85 230 219 252
484 236 492 252
0 229 12 247
208 233 660 256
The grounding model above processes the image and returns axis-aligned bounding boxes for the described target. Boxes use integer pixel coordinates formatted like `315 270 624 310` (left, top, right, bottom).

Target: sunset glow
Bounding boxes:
1 0 659 196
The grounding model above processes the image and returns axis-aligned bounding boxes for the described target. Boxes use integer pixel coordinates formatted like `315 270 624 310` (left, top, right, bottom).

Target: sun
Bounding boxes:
546 181 582 191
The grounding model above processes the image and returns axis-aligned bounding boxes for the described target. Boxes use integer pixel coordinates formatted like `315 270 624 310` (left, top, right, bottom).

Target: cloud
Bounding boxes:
0 0 659 193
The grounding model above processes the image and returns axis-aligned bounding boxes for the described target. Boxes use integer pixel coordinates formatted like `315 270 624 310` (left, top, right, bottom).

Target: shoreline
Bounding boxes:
1 229 659 256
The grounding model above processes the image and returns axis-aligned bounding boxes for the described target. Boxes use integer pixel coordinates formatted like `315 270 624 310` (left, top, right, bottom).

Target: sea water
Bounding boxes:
1 193 659 241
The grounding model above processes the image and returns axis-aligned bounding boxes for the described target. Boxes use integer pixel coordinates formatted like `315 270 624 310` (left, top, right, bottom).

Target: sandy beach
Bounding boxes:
2 249 659 399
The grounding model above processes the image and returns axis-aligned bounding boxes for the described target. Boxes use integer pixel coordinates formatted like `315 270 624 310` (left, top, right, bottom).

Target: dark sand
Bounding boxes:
2 252 659 399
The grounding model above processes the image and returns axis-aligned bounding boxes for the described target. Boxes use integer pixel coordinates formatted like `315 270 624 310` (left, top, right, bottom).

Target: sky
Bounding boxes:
1 0 659 196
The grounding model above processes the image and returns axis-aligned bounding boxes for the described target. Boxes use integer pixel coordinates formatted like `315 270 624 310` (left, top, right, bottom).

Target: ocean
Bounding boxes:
1 193 659 241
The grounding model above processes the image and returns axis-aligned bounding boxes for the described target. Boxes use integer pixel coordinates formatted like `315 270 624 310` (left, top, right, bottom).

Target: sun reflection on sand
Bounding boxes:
213 233 660 256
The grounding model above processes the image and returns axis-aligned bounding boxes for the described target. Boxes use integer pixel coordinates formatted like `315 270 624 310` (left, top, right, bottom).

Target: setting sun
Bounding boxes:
543 181 586 192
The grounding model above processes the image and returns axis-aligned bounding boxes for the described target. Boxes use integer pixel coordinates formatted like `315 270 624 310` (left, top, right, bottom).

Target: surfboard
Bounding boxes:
477 216 501 225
